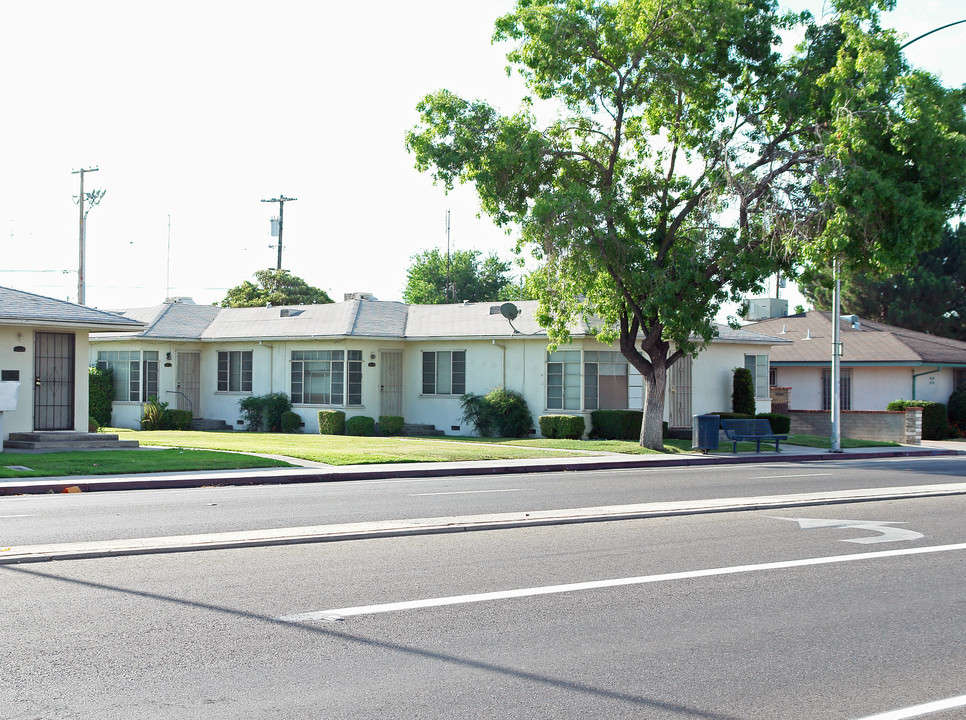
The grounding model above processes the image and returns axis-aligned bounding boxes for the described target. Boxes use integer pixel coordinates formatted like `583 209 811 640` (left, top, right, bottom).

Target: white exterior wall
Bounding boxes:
0 326 90 438
773 365 960 413
688 344 773 417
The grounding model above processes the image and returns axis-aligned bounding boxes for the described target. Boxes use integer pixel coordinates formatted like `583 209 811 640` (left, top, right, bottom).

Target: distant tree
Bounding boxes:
221 269 332 308
799 224 966 340
403 248 528 304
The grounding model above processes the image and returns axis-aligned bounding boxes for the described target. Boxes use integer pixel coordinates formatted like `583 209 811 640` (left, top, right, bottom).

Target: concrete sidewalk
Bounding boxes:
1 440 962 496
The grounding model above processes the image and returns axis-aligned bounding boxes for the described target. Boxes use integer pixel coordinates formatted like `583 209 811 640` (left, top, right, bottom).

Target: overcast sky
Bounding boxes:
1 0 962 312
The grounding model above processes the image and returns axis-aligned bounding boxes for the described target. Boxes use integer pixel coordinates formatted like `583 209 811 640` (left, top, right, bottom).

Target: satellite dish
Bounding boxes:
500 302 519 321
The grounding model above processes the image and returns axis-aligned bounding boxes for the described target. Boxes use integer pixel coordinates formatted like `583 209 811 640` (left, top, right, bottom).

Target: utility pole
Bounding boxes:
72 167 106 305
445 210 452 302
261 195 297 271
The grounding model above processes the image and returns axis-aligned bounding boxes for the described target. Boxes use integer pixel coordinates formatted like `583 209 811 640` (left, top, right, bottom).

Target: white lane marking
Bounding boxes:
853 694 966 719
772 516 925 544
412 489 521 497
278 542 966 623
0 514 36 519
753 473 832 480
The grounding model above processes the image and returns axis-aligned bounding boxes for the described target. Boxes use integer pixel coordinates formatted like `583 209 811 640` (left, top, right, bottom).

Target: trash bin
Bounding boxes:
692 414 720 452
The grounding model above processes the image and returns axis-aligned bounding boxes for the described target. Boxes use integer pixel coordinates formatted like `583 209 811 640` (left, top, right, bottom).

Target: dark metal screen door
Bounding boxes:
34 332 75 430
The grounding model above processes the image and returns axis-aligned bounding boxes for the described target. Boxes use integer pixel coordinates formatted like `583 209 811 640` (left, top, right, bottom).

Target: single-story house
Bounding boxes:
0 286 145 442
746 311 966 411
90 297 786 436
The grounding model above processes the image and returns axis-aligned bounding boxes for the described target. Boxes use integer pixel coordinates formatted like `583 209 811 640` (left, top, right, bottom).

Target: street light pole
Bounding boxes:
261 195 297 271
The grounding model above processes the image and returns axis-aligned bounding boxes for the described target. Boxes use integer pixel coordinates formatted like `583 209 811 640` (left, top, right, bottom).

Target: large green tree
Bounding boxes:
406 0 966 449
403 247 532 304
799 223 966 340
221 269 333 308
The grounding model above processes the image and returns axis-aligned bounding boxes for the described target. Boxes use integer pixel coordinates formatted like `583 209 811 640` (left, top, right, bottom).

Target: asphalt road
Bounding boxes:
2 455 965 546
3 494 964 719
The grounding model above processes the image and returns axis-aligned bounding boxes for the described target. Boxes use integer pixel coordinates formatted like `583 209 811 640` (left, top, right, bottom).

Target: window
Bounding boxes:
956 368 966 390
217 350 252 392
97 350 158 402
769 367 778 388
822 368 852 411
547 350 581 410
744 354 770 399
584 351 629 410
422 351 465 395
291 349 362 405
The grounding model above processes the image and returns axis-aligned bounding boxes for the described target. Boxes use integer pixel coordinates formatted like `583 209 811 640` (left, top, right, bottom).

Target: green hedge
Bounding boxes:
756 413 790 434
590 410 643 440
346 415 376 436
169 409 193 431
318 410 346 435
538 414 586 439
379 415 405 436
948 388 966 436
88 366 114 427
713 412 755 424
886 400 950 440
459 388 532 437
280 411 302 433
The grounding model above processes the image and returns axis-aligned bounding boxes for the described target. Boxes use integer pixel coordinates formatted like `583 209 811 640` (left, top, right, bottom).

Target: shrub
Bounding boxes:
318 410 346 435
346 415 376 436
459 388 533 437
139 396 171 431
948 387 966 435
756 413 790 434
713 412 755 425
485 387 532 437
379 415 405 436
590 410 643 440
238 395 266 432
732 368 756 416
169 409 193 431
886 400 950 440
280 411 302 433
459 392 495 436
88 366 114 427
88 417 99 433
262 392 293 432
539 414 585 439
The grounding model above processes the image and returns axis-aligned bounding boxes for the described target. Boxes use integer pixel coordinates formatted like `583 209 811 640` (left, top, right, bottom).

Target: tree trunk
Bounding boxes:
640 355 668 450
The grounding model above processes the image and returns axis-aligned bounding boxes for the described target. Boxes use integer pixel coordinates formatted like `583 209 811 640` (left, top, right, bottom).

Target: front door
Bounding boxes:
668 354 693 429
380 350 403 417
33 332 75 430
176 351 201 414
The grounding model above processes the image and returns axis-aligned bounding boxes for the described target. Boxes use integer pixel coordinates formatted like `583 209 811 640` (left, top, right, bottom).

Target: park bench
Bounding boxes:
720 418 787 453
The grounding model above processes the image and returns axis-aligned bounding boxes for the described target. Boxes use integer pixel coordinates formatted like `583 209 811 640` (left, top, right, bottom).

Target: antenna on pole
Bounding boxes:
166 214 172 301
261 195 297 271
445 210 451 302
72 166 105 305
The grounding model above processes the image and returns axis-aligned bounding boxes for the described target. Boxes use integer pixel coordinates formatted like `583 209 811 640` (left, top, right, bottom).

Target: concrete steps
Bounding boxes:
4 431 140 452
401 423 445 437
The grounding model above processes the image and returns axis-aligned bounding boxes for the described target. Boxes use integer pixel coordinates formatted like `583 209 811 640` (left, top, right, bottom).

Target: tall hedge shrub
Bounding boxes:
886 400 950 440
459 388 532 437
732 368 756 416
88 366 114 427
948 387 966 436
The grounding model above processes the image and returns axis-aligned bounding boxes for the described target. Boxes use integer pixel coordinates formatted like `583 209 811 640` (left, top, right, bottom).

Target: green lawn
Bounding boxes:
0 448 291 479
0 429 902 480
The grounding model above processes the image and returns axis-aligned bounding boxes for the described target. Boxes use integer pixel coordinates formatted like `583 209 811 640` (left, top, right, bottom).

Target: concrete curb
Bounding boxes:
0 446 960 496
4 481 966 565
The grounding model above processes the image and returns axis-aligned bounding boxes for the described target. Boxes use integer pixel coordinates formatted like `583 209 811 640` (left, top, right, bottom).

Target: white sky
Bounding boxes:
1 0 962 311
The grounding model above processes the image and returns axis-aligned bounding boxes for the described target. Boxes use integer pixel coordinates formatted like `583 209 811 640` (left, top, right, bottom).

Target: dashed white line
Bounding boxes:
0 514 36 519
753 473 832 480
412 489 521 497
277 541 966 623
853 694 966 719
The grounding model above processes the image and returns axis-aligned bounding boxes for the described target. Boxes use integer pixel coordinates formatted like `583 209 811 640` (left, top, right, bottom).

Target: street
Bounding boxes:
2 457 966 719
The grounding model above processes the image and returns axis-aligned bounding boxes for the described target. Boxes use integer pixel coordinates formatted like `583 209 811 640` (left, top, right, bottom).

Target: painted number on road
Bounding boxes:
771 517 924 544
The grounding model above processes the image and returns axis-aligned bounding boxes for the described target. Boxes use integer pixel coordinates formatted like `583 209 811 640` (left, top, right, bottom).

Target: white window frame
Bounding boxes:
97 350 159 402
217 350 253 393
290 349 362 406
422 350 466 396
744 354 770 400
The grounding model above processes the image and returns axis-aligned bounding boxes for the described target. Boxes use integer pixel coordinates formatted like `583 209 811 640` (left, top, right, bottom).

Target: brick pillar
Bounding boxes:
904 407 922 445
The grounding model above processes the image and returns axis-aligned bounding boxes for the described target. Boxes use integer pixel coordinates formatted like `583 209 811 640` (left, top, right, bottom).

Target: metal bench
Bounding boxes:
720 418 787 453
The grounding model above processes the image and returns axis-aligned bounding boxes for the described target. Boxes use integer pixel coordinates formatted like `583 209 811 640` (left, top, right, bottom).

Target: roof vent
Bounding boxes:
489 305 501 314
804 329 812 340
279 308 303 318
343 292 376 301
